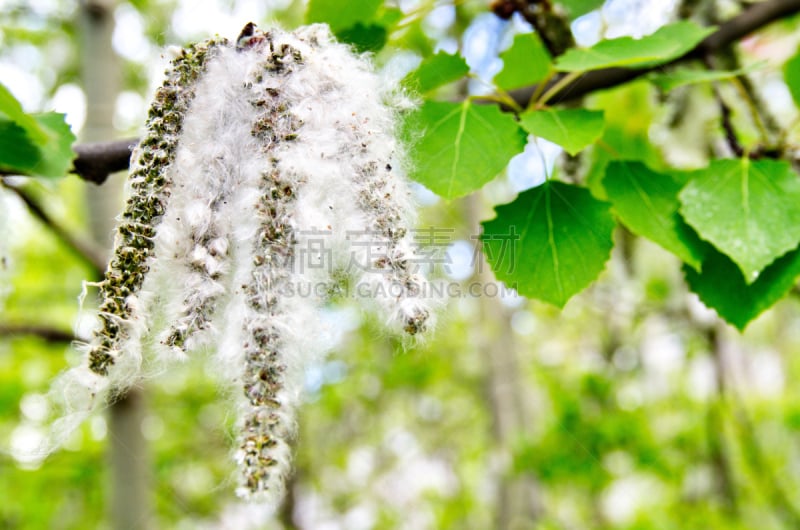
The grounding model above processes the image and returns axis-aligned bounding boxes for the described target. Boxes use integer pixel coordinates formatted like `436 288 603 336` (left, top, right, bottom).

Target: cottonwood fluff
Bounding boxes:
45 23 435 505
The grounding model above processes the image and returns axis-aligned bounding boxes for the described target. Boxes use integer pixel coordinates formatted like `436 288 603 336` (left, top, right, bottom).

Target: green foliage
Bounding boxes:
603 161 705 270
784 46 800 107
402 51 469 94
0 84 75 178
0 121 41 172
585 81 663 199
519 108 605 155
22 113 76 178
678 158 800 283
481 181 615 307
555 22 714 71
305 0 399 51
557 0 606 19
335 22 388 53
0 83 49 145
684 246 800 330
305 0 382 31
495 33 552 90
402 100 526 199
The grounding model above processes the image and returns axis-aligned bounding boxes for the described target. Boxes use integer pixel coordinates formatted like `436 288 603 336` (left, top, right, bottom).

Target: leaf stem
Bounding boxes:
527 69 556 110
470 75 523 113
536 71 582 107
729 75 770 144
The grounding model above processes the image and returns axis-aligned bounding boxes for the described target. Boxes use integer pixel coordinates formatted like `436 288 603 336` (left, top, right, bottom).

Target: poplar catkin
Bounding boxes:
48 23 435 504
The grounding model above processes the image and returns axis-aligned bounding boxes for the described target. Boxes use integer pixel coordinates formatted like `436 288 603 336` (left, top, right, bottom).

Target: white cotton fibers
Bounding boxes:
47 23 435 506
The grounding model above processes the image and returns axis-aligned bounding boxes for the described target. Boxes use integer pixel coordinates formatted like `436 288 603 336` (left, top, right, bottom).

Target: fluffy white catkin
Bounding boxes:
47 22 435 505
47 37 225 449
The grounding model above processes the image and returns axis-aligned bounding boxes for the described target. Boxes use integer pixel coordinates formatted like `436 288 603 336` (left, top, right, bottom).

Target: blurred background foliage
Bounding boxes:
2 0 800 529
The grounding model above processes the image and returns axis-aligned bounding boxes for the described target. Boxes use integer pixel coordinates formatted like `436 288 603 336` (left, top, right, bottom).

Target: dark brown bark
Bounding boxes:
0 324 79 343
72 138 138 185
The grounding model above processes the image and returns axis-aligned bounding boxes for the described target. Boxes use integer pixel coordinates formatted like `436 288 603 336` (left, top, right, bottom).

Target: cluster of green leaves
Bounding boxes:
486 55 800 330
308 0 800 332
4 1 795 334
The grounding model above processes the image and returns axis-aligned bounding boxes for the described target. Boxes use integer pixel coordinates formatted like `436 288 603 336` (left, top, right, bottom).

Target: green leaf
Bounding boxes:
402 52 469 94
0 83 48 145
335 23 387 53
519 108 604 155
305 0 382 31
375 6 403 27
648 64 761 91
481 181 615 307
495 33 552 90
555 22 715 72
402 100 526 199
679 158 800 283
330 5 401 53
585 81 663 199
784 46 800 108
558 0 605 19
29 112 76 177
0 112 75 177
393 19 434 56
602 161 705 269
0 83 76 177
685 245 800 330
0 120 41 172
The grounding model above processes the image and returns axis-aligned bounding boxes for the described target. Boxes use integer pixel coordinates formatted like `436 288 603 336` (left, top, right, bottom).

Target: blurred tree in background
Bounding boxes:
3 0 800 529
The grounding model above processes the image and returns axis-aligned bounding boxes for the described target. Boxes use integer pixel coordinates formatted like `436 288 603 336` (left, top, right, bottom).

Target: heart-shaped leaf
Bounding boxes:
481 181 615 307
403 52 469 94
685 244 800 330
495 33 552 90
679 158 800 283
403 100 526 199
603 161 705 269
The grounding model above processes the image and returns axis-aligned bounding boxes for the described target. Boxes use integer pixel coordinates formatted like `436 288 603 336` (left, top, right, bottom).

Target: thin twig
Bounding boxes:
0 323 81 343
712 85 746 157
1 179 106 276
30 0 800 184
496 0 800 107
701 54 746 157
492 0 576 58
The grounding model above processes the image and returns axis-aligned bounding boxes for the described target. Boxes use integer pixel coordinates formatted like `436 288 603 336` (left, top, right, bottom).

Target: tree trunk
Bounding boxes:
466 194 541 529
79 2 152 528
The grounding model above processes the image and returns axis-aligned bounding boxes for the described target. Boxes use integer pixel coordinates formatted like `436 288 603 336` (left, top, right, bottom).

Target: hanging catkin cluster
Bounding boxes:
48 23 434 504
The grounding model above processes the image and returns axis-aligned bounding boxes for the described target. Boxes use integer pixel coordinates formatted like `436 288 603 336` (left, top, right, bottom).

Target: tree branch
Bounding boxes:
1 179 106 276
492 0 576 57
63 0 800 181
502 0 800 107
714 86 746 157
0 323 81 343
72 138 138 184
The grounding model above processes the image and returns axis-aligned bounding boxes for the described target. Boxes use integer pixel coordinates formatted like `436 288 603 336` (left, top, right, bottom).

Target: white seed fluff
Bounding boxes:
45 23 436 506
